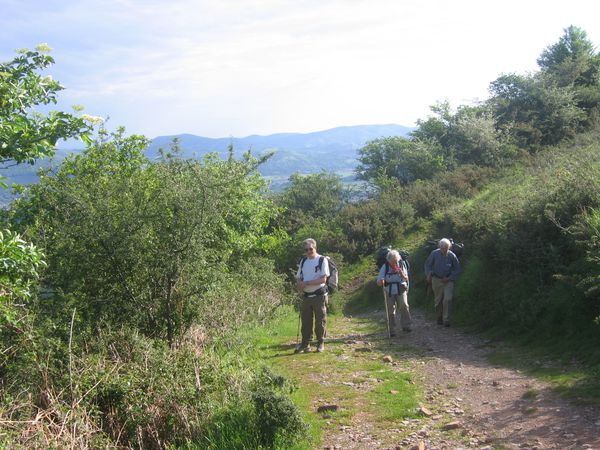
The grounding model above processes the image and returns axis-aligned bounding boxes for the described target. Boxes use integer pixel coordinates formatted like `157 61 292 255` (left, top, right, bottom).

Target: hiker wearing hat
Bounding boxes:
377 249 412 336
424 238 461 327
295 238 330 353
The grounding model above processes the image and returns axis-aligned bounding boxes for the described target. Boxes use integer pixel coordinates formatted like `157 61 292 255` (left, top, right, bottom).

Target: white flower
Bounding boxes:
80 114 105 125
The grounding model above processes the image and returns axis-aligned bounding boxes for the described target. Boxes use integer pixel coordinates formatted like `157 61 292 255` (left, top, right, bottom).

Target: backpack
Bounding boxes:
299 255 338 295
375 246 410 275
375 246 392 269
426 238 464 258
450 240 464 257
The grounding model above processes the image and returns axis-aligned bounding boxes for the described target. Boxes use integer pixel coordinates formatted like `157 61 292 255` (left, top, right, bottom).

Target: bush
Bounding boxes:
11 130 281 346
404 165 495 218
335 191 414 262
1 325 306 450
435 132 600 333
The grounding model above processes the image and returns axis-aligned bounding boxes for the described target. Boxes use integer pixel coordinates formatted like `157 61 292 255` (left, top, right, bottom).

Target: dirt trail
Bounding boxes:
323 309 600 450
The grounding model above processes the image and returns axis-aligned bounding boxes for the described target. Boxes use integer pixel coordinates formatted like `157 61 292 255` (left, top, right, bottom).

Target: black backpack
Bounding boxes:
374 246 410 275
426 239 464 258
299 255 338 295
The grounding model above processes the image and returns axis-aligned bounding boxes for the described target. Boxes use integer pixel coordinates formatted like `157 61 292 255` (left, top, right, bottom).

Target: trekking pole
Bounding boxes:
295 293 302 346
381 282 391 340
296 308 301 346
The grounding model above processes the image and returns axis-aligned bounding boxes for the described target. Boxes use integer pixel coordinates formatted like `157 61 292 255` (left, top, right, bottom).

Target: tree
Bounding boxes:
1 45 93 366
537 26 600 126
356 136 445 187
537 26 596 83
488 72 585 150
13 130 281 346
276 171 347 233
0 44 93 165
452 108 517 166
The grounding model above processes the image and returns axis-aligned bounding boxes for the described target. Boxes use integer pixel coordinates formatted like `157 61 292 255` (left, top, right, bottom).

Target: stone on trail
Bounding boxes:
407 442 425 450
442 421 462 431
317 404 339 413
383 355 393 363
418 406 433 416
390 389 399 394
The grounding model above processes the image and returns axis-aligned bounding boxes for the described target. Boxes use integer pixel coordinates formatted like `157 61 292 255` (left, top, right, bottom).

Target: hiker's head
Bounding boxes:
386 250 400 264
439 238 451 254
302 238 317 256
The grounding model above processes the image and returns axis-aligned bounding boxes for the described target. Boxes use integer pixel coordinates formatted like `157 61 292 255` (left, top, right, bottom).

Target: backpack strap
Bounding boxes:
299 256 307 276
316 256 325 273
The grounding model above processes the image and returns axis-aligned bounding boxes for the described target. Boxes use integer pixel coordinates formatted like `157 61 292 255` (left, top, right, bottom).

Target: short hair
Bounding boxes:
439 238 451 249
386 249 400 262
302 238 317 248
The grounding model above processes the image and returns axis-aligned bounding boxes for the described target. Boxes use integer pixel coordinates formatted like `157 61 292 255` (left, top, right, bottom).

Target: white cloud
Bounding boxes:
2 0 599 137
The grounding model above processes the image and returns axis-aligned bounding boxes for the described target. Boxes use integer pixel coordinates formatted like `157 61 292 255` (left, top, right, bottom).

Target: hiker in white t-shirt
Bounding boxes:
295 238 330 353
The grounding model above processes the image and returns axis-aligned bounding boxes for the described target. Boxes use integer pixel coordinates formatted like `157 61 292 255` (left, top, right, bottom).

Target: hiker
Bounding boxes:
377 249 412 335
424 238 461 327
295 238 330 353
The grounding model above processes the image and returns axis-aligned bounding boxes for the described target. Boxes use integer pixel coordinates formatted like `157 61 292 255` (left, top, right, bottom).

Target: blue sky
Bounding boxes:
2 0 599 138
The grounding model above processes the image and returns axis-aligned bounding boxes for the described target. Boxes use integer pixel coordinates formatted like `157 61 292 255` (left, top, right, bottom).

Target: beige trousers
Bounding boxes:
385 290 412 333
432 277 454 323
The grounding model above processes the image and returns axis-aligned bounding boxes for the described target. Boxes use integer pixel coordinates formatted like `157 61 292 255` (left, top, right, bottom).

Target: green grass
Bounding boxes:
243 255 425 448
368 369 420 422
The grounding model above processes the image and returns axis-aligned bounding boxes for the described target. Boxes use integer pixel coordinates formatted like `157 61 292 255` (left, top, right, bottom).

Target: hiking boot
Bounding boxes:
316 341 325 353
294 344 310 354
444 321 450 327
390 332 397 337
437 318 443 325
403 327 412 333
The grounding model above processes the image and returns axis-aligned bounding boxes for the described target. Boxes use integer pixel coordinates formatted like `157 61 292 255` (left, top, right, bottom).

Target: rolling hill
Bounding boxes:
0 124 412 204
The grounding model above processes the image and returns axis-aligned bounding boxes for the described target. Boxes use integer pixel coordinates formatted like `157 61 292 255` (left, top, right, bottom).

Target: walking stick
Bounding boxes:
296 308 301 346
295 292 303 346
382 282 391 340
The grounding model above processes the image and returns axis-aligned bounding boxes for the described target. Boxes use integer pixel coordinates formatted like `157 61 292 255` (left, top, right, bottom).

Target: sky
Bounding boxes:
1 0 599 139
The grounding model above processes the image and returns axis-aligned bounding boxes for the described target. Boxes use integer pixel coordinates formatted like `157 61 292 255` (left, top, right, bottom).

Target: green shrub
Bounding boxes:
1 326 305 449
11 130 282 346
434 133 600 335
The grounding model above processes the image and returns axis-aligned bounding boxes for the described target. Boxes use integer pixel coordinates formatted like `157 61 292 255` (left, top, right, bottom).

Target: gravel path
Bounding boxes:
323 309 600 450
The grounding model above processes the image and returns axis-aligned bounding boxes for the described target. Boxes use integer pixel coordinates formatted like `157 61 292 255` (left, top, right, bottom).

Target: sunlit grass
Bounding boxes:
367 368 420 422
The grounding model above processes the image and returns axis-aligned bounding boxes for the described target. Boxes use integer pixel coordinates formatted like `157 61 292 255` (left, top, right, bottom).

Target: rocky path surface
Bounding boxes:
322 309 600 450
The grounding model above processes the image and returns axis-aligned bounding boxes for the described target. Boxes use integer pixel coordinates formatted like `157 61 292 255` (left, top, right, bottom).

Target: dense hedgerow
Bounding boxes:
432 132 600 336
1 129 305 449
0 327 305 449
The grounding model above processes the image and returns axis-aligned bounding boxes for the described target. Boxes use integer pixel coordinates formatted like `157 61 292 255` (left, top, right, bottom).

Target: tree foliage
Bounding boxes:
1 45 93 369
355 136 445 187
0 45 93 165
276 171 347 232
13 130 281 346
488 72 586 150
537 25 597 84
488 26 600 152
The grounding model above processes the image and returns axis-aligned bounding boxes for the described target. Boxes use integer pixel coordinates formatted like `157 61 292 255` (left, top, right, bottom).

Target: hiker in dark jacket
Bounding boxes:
295 238 330 353
377 249 412 335
424 238 461 327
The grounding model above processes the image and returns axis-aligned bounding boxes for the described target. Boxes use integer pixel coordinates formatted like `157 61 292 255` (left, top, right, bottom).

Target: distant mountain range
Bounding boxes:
0 124 412 204
147 124 413 176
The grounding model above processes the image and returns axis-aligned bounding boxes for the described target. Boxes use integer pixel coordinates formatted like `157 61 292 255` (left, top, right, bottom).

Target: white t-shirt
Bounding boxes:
296 254 330 293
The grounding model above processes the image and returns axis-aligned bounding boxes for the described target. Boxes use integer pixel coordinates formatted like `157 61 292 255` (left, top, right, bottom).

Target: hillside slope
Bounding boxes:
147 124 413 175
